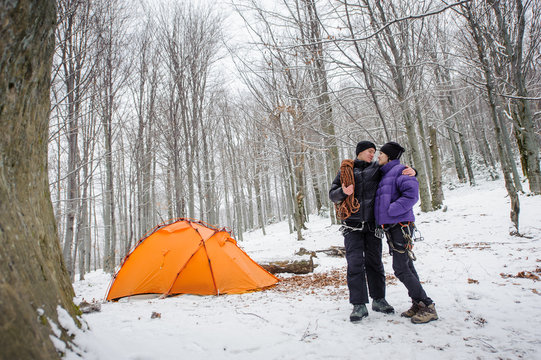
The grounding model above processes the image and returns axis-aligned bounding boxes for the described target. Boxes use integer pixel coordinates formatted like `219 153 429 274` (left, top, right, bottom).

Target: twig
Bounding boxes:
300 320 319 342
235 309 269 323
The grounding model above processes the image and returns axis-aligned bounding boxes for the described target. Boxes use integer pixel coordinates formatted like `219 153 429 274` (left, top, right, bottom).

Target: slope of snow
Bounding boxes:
67 179 541 359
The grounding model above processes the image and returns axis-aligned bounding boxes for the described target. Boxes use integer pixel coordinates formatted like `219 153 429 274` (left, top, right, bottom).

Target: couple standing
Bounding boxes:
329 141 438 324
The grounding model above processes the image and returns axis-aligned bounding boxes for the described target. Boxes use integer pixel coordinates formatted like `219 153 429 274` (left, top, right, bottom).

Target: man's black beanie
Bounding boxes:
355 141 376 156
380 141 405 160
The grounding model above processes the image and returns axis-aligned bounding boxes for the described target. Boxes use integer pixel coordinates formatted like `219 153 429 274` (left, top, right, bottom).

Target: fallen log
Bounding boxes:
260 257 315 274
315 246 346 257
78 300 101 314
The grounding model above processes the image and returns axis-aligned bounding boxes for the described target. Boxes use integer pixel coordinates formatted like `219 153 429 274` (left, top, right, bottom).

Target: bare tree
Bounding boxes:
488 0 541 194
290 0 341 222
94 0 131 273
130 17 160 237
460 2 521 233
76 99 101 279
54 0 97 279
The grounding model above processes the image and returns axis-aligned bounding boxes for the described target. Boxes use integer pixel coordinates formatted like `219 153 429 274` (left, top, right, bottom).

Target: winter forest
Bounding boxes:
49 0 541 283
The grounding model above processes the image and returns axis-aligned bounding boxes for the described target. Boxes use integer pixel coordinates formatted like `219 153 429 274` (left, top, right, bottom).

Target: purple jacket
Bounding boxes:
375 159 419 225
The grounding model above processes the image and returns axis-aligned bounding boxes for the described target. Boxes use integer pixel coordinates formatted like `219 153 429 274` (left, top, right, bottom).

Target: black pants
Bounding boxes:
385 224 432 305
343 229 386 304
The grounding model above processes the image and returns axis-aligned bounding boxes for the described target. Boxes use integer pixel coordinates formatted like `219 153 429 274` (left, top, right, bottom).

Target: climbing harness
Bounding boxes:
381 222 422 261
339 221 376 235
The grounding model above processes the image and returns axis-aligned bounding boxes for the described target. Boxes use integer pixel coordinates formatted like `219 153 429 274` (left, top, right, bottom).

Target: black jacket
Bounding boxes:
329 159 382 226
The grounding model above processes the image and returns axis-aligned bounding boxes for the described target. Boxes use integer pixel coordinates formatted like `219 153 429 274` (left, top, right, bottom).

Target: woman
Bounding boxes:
374 141 438 324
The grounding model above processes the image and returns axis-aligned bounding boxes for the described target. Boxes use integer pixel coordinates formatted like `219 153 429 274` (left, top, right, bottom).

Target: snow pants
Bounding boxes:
385 224 433 305
343 229 386 305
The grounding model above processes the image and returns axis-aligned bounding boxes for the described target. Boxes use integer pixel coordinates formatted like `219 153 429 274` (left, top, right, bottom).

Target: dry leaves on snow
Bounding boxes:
500 267 541 281
449 242 492 250
272 268 347 294
270 268 398 296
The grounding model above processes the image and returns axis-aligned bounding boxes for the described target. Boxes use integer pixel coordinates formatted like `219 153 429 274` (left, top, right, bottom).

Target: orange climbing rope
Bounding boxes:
335 159 360 220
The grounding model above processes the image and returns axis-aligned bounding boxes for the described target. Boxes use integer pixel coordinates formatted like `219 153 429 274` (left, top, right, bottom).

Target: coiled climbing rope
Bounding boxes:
335 159 360 220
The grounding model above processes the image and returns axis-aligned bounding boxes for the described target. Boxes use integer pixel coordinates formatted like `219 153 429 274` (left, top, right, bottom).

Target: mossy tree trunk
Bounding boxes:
0 1 79 359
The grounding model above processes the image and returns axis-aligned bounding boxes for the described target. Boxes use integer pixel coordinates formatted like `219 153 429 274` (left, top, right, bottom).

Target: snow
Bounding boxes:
66 179 541 359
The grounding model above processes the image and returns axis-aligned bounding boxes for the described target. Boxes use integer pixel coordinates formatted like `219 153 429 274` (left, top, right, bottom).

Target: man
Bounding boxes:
374 141 438 324
329 141 413 323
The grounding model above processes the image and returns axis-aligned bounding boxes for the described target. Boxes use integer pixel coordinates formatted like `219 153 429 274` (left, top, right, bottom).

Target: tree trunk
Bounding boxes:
274 171 283 224
207 131 217 224
223 163 231 226
100 17 118 273
448 126 466 183
102 105 116 273
303 0 340 221
62 108 78 278
456 121 476 186
429 127 444 209
498 110 524 192
220 140 231 227
403 109 433 212
246 171 255 230
414 93 433 184
196 147 204 220
77 187 89 281
264 169 273 222
59 22 79 279
254 167 266 235
260 258 315 274
292 148 306 240
469 100 497 172
308 151 323 214
0 1 81 358
281 162 294 234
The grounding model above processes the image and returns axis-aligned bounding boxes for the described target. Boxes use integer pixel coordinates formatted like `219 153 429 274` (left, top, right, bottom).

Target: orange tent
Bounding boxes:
106 219 278 301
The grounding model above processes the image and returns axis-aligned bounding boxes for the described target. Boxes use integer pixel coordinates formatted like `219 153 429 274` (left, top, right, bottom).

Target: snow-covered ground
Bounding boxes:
63 179 541 359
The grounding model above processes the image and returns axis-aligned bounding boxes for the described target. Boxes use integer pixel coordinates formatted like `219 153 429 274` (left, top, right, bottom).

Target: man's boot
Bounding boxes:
401 301 420 318
411 302 438 324
350 304 368 323
372 298 395 314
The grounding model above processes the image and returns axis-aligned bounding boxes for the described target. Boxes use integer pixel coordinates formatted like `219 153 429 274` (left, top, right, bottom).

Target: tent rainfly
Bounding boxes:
106 219 278 301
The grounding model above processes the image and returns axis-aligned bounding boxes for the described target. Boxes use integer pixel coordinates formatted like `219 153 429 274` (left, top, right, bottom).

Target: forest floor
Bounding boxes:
63 178 541 359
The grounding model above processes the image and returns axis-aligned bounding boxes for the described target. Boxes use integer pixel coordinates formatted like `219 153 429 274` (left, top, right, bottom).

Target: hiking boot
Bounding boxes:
350 304 368 323
401 301 420 318
372 298 395 314
411 302 438 324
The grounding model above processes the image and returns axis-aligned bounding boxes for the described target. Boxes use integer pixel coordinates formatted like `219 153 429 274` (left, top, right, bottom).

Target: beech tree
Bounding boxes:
488 0 541 194
0 0 80 359
94 0 130 273
460 2 521 233
53 0 96 280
